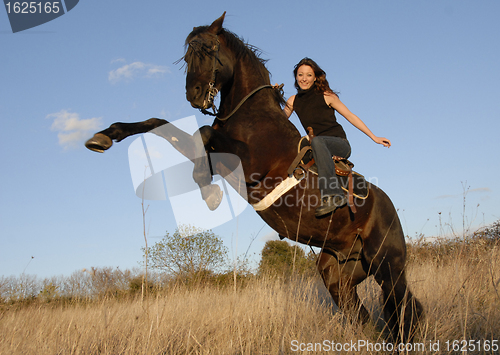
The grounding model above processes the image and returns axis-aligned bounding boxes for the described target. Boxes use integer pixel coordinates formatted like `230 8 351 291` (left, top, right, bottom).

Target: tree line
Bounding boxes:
0 225 316 304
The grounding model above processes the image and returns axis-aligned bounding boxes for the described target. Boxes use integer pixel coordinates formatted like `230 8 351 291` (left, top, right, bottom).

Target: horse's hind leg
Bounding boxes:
360 190 424 342
316 251 370 324
372 259 423 343
363 228 422 341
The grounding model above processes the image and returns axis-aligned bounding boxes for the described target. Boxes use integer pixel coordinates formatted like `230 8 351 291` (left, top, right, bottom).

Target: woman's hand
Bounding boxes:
373 136 391 147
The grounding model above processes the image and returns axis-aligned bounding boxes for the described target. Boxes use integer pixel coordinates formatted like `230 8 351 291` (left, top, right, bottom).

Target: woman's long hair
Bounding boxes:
293 57 337 95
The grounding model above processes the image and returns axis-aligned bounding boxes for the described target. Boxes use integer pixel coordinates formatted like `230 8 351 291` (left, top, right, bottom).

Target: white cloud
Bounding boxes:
111 58 126 64
47 109 102 149
108 61 170 83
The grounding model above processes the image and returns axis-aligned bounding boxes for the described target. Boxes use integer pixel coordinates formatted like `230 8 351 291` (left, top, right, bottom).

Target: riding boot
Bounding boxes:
315 194 348 217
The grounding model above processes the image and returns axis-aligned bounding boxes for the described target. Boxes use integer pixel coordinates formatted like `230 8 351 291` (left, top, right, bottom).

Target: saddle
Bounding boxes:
287 129 368 213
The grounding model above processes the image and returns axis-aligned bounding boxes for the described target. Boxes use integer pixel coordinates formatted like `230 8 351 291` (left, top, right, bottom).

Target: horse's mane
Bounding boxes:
184 27 267 73
180 26 286 108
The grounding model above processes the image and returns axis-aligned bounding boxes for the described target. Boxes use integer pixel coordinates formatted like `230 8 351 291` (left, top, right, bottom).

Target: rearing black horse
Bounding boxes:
85 13 422 342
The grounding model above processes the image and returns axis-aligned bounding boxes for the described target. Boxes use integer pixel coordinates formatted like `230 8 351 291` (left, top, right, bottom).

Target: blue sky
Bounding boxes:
1 1 499 278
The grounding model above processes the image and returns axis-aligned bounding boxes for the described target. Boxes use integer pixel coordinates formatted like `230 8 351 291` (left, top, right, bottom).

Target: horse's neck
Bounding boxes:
219 60 272 116
219 56 301 153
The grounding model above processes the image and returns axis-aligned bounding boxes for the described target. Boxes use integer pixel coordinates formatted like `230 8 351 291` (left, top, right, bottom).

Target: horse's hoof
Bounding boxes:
85 133 113 153
205 185 223 211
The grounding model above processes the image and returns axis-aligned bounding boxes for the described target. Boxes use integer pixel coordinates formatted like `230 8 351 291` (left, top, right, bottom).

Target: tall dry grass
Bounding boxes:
0 277 356 354
1 238 500 354
405 238 500 352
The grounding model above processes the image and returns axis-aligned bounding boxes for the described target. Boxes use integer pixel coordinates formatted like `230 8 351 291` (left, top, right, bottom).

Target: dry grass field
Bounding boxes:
1 230 500 354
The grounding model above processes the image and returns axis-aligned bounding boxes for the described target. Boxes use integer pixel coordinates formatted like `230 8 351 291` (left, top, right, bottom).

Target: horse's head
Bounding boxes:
182 12 234 111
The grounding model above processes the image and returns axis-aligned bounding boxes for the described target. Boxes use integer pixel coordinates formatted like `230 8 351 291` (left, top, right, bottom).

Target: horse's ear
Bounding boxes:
208 11 226 34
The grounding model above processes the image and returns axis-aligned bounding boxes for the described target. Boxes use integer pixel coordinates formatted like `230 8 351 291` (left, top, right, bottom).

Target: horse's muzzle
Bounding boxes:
186 83 205 108
186 86 216 111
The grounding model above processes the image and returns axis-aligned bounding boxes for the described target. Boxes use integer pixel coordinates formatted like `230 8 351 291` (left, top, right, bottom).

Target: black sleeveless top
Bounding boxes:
293 86 347 140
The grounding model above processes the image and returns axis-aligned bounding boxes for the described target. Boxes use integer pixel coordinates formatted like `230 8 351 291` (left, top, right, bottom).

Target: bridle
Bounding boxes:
192 34 221 117
189 34 276 122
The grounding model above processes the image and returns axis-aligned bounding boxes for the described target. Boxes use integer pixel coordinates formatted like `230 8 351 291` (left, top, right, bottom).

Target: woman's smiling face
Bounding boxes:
296 65 316 90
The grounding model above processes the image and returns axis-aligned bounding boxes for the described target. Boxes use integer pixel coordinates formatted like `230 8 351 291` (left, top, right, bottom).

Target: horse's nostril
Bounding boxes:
189 85 202 98
186 84 202 101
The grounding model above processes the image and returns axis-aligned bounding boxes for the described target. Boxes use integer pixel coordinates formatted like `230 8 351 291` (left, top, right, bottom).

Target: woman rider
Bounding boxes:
283 58 391 217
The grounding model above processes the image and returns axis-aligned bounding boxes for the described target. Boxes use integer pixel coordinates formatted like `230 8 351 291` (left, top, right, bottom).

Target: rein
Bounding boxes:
215 84 274 121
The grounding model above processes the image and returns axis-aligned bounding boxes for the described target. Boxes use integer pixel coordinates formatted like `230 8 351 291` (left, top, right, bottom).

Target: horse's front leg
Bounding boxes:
85 118 167 152
85 118 196 159
192 126 248 211
192 126 223 210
